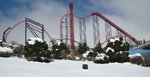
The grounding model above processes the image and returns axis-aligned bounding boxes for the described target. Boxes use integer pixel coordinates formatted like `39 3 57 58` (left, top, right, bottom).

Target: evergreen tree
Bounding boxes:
51 42 69 59
51 42 61 59
78 42 89 55
0 41 2 47
105 37 130 62
24 40 52 63
58 42 69 59
92 42 110 63
92 42 104 57
14 44 24 58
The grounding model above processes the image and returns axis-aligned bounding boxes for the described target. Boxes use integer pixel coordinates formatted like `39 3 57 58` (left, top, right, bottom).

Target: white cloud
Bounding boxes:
89 0 150 41
0 0 67 44
0 0 149 48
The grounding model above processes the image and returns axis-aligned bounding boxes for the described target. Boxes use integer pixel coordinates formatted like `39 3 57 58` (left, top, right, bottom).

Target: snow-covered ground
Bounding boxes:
0 57 149 77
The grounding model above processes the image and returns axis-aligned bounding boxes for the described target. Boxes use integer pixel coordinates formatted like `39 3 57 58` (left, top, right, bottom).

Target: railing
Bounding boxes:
130 40 150 50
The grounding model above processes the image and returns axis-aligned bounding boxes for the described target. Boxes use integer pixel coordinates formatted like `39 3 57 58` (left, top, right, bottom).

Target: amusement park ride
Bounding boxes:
60 1 140 50
2 1 148 51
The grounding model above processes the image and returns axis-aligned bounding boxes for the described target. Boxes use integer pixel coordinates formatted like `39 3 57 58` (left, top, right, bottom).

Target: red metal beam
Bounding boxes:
91 12 140 45
3 27 11 42
69 2 75 49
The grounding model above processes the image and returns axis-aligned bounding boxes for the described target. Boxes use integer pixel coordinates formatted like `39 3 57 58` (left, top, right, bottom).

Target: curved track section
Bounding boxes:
4 19 52 42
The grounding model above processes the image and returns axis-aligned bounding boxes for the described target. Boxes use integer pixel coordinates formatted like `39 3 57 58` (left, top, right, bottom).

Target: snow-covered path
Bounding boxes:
0 57 149 77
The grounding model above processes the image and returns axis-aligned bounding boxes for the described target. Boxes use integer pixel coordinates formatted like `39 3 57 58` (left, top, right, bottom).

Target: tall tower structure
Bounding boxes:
69 0 74 49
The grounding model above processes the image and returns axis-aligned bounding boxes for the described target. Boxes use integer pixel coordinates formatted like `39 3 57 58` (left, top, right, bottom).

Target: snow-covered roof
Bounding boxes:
106 47 114 53
27 38 43 45
0 47 13 53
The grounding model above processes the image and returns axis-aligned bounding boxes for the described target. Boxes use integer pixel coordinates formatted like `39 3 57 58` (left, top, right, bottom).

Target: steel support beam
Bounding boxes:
69 2 75 49
91 12 140 45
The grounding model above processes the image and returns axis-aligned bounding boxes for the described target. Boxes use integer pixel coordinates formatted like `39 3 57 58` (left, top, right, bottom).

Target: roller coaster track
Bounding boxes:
3 18 51 42
60 12 140 47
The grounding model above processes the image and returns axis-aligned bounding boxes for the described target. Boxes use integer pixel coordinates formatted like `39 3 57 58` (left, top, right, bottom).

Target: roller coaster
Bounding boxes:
2 1 147 50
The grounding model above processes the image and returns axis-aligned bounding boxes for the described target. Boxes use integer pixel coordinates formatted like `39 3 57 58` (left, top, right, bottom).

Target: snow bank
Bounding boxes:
0 47 13 53
0 57 149 77
27 38 43 45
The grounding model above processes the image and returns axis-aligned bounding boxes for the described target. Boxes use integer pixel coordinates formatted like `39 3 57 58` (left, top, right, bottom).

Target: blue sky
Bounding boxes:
0 0 115 19
0 0 149 47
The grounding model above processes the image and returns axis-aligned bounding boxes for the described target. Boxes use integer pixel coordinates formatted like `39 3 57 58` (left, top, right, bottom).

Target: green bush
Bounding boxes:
105 37 130 63
51 42 69 59
24 41 52 63
78 42 89 55
13 44 24 58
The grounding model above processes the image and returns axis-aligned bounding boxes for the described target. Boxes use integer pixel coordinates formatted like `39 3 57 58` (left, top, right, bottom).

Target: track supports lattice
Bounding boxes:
105 22 112 40
93 16 100 47
79 18 87 43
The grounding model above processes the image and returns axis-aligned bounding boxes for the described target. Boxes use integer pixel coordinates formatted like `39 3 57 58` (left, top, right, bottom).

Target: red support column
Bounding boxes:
69 2 75 49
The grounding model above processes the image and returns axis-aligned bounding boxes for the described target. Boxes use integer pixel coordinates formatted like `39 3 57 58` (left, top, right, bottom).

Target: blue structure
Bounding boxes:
129 49 150 55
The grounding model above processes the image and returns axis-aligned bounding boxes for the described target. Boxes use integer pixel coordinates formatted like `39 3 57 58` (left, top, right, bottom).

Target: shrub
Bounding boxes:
78 42 89 55
105 37 130 63
0 46 13 57
130 56 144 65
24 40 52 63
13 44 24 58
51 42 70 59
51 43 62 59
130 54 144 65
